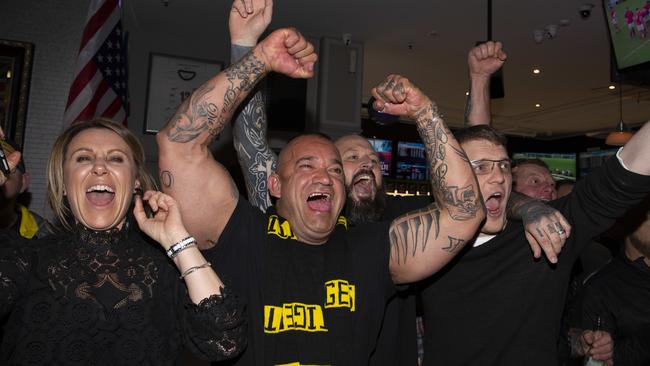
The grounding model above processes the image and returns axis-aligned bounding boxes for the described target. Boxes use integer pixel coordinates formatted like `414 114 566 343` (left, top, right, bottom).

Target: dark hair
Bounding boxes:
513 158 550 171
454 125 508 149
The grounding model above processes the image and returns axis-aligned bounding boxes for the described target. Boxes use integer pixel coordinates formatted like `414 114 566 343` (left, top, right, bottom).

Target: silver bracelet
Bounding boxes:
179 262 212 280
166 236 197 259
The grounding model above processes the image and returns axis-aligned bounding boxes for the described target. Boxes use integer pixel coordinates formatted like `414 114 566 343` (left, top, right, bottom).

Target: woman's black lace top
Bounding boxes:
0 222 246 365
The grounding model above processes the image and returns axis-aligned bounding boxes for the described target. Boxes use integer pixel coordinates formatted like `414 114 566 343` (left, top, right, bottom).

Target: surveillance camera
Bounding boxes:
342 33 352 46
579 3 593 19
545 24 558 39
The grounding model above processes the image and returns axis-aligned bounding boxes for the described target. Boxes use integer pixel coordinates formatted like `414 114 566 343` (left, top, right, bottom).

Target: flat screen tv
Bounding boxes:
604 0 650 69
512 152 577 181
367 138 392 177
578 149 618 178
396 141 428 181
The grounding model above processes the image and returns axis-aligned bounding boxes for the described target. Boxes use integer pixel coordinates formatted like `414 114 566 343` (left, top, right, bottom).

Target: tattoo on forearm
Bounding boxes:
416 104 479 221
233 90 277 211
442 236 465 253
389 203 441 265
165 51 266 144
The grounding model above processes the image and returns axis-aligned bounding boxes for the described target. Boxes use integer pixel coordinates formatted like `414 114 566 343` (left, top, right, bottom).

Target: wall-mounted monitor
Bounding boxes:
396 141 428 181
604 0 650 70
512 152 577 181
367 138 392 177
578 149 618 178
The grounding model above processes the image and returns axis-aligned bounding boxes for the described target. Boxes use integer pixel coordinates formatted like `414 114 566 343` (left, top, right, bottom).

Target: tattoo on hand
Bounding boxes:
390 204 441 265
547 223 557 234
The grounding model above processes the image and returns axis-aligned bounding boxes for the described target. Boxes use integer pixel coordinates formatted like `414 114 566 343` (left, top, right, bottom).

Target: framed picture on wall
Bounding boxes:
143 53 223 134
0 39 34 148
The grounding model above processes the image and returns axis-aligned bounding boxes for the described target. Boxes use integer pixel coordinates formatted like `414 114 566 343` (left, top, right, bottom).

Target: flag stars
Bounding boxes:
105 68 112 76
107 55 113 63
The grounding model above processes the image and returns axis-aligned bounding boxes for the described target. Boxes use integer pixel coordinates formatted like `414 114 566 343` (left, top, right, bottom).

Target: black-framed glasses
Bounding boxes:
470 159 512 175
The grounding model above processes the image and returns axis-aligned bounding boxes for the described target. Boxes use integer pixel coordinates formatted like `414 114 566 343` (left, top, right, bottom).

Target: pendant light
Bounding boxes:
605 83 633 146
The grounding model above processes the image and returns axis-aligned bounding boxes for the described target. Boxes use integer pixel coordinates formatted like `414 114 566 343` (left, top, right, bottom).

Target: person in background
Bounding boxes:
569 195 650 366
512 159 557 202
0 119 246 364
0 139 54 239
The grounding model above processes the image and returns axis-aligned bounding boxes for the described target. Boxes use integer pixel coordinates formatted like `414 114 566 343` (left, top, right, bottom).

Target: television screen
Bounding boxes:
396 141 428 181
512 152 577 181
367 138 392 177
578 149 618 178
604 0 650 69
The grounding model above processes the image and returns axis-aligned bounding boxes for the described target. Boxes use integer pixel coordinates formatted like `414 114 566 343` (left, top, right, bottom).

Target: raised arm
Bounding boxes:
157 28 316 249
619 120 650 175
372 75 485 284
464 41 506 126
230 0 277 211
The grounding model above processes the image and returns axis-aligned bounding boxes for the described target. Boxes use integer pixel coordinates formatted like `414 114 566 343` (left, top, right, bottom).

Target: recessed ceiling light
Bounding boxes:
535 103 541 108
608 85 616 90
533 69 541 74
465 91 469 96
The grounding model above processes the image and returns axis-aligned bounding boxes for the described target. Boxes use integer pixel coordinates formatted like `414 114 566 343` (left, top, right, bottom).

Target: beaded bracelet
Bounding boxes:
179 262 212 280
166 236 197 259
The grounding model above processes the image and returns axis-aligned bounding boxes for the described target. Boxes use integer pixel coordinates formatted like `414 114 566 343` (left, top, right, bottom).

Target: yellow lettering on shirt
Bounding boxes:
324 279 355 311
264 303 327 333
337 216 348 230
268 215 297 240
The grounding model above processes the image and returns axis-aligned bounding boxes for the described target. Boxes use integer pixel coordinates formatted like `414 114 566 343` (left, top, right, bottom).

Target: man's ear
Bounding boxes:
268 173 282 199
19 171 30 194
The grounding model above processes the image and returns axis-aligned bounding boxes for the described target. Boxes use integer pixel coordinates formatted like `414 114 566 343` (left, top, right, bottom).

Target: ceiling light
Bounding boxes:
465 91 469 96
608 85 616 90
535 103 541 108
533 69 541 74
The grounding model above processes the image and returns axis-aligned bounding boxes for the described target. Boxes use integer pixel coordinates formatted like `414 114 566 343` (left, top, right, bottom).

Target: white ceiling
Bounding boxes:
128 0 650 138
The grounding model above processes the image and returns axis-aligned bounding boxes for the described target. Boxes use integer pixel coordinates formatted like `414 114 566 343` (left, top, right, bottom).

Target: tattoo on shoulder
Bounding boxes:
389 203 441 265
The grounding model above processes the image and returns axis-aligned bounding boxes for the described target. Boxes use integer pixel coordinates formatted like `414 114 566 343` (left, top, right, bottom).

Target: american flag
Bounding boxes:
64 0 129 125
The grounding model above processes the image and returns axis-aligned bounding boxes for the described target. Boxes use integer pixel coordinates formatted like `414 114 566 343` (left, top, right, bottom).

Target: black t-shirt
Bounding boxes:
208 199 395 365
420 157 650 366
578 253 650 366
369 194 431 366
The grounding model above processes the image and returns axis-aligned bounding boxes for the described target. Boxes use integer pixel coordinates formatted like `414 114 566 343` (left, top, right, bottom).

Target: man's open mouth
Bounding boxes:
307 192 332 212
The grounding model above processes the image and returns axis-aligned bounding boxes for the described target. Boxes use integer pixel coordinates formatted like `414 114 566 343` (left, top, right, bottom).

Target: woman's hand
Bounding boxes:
133 190 190 250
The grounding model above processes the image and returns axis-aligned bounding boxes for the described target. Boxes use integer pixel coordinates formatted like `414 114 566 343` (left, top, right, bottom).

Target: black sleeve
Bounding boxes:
558 157 650 256
178 285 247 361
613 325 650 366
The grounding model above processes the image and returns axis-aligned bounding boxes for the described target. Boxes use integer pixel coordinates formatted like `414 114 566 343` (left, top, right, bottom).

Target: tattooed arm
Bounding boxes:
230 0 277 211
371 75 486 284
156 28 317 249
507 191 572 263
464 41 506 126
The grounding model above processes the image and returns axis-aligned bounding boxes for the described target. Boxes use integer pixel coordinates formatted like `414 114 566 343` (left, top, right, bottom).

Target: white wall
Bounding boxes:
0 0 88 219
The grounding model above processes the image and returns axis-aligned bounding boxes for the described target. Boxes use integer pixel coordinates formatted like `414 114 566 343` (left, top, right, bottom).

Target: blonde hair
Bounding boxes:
46 118 156 229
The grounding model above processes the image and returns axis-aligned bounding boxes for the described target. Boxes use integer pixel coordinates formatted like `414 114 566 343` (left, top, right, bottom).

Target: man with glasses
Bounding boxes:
419 124 650 365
